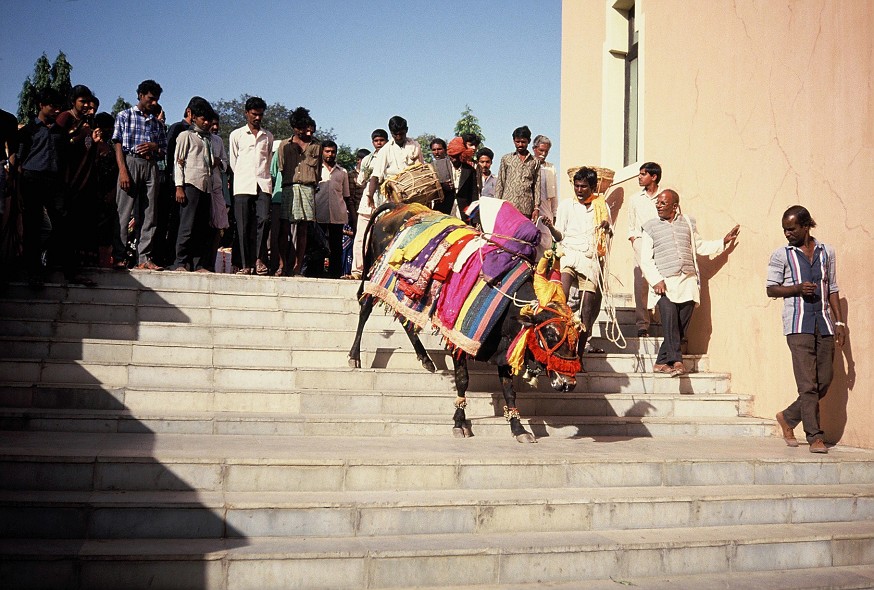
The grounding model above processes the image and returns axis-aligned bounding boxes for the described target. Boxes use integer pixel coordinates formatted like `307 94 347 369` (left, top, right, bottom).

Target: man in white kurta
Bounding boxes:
544 167 612 359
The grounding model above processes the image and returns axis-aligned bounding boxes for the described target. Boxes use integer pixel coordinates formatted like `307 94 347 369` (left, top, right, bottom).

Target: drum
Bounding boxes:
565 165 615 194
382 163 445 206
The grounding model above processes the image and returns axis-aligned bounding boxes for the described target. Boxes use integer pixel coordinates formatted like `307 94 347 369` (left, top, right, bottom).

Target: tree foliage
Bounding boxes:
18 52 70 123
212 95 356 171
50 52 73 98
415 133 437 163
111 96 132 117
453 105 485 145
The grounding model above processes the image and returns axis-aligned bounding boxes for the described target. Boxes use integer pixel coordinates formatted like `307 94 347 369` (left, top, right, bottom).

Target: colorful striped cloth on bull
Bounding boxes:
364 198 538 355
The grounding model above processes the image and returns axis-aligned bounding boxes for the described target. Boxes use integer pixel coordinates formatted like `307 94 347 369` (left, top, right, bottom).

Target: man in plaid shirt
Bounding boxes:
112 79 168 270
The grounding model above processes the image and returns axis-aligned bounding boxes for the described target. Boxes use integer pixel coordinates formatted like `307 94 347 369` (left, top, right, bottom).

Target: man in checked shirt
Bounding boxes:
112 79 168 270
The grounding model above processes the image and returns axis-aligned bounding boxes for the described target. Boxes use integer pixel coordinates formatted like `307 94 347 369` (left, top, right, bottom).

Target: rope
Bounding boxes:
473 231 537 309
595 232 627 349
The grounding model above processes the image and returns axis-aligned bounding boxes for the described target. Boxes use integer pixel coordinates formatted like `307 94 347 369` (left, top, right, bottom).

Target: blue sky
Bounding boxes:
0 0 561 158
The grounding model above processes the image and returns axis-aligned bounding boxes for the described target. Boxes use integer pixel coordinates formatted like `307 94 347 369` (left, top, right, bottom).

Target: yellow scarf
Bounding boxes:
584 195 609 257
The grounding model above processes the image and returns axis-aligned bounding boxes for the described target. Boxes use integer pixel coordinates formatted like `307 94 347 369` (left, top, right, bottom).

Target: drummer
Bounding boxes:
365 116 424 206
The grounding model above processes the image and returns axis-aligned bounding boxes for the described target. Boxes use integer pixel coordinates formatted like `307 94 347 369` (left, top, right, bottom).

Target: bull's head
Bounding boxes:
508 300 581 392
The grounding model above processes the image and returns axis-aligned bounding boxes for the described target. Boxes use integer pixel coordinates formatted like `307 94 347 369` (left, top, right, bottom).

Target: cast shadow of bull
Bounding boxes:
0 270 245 589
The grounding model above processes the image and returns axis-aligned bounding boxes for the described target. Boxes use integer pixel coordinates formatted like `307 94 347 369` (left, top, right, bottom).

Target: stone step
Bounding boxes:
0 286 638 319
0 360 732 395
0 336 710 373
0 384 747 417
2 433 872 493
1 521 873 589
2 483 872 540
2 281 640 323
0 272 636 305
0 314 646 345
401 565 874 590
0 409 771 438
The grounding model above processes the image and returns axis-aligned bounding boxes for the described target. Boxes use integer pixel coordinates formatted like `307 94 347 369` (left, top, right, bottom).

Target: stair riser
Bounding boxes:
0 339 709 373
0 414 764 439
2 536 871 590
3 458 873 492
0 285 641 322
0 386 746 417
0 360 731 394
3 495 872 539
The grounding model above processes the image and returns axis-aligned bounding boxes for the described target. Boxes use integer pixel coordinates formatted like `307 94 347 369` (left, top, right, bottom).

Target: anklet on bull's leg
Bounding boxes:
452 396 472 438
504 405 536 443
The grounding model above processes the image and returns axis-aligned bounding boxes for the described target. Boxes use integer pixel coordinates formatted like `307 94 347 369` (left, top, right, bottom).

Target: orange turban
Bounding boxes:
447 137 475 162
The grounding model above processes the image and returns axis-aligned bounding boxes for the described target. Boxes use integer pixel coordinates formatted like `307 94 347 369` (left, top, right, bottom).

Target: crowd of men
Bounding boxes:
0 81 566 285
1 82 845 452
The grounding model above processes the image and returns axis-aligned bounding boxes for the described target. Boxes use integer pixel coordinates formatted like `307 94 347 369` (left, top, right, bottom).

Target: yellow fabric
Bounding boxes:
388 217 465 266
532 252 567 307
591 195 609 257
507 326 531 375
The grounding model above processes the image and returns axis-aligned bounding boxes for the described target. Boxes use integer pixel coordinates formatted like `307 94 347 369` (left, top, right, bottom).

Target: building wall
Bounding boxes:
561 0 873 447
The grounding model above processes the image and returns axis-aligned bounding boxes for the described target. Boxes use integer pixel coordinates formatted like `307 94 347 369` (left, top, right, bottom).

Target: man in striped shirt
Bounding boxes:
767 205 845 453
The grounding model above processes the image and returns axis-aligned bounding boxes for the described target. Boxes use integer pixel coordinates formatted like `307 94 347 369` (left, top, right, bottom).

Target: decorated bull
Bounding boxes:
348 198 581 442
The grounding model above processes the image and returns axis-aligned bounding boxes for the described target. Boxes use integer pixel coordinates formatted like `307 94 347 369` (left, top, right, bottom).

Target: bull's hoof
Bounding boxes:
421 358 436 373
452 425 474 438
348 357 361 369
515 432 537 443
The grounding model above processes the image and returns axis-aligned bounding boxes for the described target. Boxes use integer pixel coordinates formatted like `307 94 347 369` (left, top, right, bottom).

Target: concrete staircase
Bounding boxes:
1 270 873 589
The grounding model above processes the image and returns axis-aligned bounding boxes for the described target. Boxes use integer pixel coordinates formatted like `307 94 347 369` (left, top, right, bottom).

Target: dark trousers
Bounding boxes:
320 222 344 279
21 170 70 275
783 328 834 443
655 296 695 365
153 172 177 267
174 185 211 270
114 155 159 264
233 191 269 269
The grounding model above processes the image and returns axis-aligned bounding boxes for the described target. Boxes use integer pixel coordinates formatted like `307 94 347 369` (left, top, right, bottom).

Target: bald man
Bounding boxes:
638 190 739 377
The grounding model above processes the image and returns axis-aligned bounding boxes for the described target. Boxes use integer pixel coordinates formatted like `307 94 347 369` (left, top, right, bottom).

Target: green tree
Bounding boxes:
111 96 132 117
50 51 73 99
453 105 485 145
314 127 356 172
212 95 294 146
415 133 437 163
213 96 356 171
17 53 53 123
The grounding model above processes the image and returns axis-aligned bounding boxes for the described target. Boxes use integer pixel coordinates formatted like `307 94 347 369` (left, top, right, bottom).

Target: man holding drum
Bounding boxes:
365 116 423 208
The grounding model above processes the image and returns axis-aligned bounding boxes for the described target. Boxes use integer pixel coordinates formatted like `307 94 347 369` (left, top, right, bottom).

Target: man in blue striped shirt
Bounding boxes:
767 205 845 453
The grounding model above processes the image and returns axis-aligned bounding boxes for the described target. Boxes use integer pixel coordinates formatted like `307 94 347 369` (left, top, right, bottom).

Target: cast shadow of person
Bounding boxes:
0 270 246 588
689 241 738 354
822 296 854 443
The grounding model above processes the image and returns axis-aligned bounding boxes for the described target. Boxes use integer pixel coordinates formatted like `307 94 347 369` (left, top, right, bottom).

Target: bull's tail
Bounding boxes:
356 201 399 300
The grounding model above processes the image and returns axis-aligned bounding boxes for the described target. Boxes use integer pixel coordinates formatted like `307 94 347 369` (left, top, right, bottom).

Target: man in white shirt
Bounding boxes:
365 116 423 204
543 167 613 360
228 96 273 275
638 189 739 376
348 129 388 279
532 134 558 256
627 162 661 336
317 140 350 278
